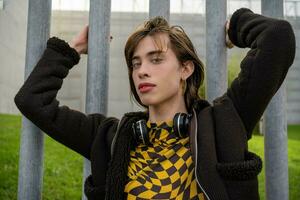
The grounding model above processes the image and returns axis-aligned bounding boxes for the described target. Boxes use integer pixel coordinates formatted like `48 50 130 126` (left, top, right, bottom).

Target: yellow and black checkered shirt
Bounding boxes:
124 120 205 199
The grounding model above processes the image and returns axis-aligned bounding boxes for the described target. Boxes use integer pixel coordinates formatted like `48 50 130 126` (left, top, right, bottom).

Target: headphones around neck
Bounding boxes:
132 113 192 145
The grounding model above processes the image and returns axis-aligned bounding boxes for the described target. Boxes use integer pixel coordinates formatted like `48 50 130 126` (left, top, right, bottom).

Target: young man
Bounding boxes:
15 8 295 200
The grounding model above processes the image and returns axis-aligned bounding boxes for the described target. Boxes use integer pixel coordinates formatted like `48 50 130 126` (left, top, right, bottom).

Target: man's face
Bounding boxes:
131 33 184 107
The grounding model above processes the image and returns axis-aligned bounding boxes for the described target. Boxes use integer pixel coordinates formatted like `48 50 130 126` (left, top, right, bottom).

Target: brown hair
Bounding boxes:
124 16 205 111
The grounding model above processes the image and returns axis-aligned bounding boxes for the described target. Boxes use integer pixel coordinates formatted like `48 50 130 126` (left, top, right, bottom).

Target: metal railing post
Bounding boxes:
82 0 111 199
261 1 289 199
17 0 51 199
149 0 170 21
206 0 227 102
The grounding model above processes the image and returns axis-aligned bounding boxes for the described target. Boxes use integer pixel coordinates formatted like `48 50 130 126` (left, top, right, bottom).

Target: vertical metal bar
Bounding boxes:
17 0 51 199
261 1 289 199
206 0 227 102
149 0 170 21
82 0 111 199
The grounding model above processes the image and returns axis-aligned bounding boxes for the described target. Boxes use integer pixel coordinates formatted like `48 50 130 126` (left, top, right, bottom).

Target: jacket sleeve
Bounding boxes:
226 8 296 138
14 37 118 159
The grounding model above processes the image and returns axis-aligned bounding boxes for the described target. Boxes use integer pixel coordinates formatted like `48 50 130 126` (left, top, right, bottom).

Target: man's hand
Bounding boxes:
70 25 89 54
70 25 113 55
225 20 234 49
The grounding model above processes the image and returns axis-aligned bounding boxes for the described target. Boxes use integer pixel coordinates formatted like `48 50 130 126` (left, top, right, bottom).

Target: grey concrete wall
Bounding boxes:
1 9 299 124
0 0 28 114
286 18 300 124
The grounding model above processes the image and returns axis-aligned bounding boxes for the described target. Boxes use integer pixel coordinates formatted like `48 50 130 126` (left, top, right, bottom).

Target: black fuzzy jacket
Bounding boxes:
14 8 295 200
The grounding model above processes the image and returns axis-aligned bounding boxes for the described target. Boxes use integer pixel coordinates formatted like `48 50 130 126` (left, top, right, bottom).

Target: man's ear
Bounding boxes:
181 60 195 80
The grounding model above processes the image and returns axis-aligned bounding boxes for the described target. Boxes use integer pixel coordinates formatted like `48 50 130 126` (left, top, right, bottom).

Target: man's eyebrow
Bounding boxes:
132 50 165 61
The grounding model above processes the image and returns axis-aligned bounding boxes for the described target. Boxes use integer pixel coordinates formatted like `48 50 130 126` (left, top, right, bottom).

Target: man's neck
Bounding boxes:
148 96 187 123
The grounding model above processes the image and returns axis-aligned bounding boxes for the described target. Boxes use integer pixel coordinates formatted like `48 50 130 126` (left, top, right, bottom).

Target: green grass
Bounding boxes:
0 113 299 199
0 114 82 199
248 125 300 200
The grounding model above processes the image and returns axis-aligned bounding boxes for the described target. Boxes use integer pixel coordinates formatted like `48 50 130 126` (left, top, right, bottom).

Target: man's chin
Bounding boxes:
140 99 157 107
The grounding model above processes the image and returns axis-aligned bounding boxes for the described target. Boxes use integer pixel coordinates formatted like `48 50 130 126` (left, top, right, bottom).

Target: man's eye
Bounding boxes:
152 58 162 64
132 63 140 69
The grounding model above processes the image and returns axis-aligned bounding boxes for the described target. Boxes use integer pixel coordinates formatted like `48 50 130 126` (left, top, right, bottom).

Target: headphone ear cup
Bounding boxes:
173 113 192 138
132 120 149 145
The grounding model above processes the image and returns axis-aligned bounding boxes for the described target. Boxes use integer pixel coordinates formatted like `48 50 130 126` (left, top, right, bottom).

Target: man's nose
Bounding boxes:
137 62 150 78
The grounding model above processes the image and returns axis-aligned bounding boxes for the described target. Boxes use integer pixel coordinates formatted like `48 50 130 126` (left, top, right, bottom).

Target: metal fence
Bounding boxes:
18 0 289 200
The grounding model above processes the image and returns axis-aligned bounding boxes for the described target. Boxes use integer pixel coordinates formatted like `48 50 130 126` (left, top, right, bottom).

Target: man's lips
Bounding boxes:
138 83 156 89
138 83 156 93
